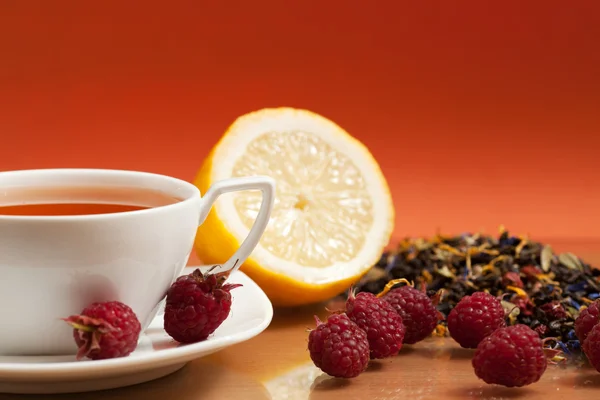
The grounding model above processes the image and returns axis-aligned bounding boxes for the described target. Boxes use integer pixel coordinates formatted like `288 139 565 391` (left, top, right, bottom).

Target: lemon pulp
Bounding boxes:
193 108 394 306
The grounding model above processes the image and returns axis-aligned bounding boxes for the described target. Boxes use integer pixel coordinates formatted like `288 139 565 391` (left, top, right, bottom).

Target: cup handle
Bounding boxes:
197 176 275 275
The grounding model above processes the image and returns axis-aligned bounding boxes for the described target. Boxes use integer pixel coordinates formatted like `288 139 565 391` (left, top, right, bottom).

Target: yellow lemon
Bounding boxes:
193 108 394 307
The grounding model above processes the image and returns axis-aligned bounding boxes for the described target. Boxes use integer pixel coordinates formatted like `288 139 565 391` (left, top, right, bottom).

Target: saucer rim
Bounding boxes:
0 267 273 380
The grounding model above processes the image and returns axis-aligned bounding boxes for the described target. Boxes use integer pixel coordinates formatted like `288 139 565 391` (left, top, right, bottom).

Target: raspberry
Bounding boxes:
575 300 600 342
539 301 567 321
164 267 242 343
382 285 438 344
345 291 405 359
472 324 547 387
582 323 600 371
308 313 370 378
63 301 141 360
447 291 506 348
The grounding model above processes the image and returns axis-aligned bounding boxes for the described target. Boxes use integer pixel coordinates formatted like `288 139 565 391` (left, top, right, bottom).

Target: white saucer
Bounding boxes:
0 267 273 394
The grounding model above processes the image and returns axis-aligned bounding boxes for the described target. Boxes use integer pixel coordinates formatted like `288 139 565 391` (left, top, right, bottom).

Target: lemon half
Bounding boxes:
193 108 394 306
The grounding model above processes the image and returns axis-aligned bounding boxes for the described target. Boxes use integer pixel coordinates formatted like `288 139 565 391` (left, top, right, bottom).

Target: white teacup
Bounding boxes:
0 168 275 356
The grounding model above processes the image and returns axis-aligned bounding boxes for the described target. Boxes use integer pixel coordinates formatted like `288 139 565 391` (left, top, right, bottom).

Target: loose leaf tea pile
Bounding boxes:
352 228 600 365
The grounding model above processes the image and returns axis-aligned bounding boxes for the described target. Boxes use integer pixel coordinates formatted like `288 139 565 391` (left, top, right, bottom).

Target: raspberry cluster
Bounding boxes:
308 280 558 387
308 282 440 378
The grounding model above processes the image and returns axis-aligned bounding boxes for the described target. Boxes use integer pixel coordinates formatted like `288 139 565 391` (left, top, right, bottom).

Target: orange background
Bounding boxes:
0 1 599 242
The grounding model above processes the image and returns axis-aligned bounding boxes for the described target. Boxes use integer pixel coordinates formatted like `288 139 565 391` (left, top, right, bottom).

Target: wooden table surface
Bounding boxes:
1 240 599 400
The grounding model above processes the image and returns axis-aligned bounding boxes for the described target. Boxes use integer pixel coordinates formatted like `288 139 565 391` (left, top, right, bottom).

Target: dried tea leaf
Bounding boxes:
558 252 583 271
541 245 554 272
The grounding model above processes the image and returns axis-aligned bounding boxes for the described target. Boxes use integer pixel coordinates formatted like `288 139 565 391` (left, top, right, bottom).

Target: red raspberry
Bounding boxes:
308 313 370 378
582 323 600 371
575 300 600 342
345 291 405 359
539 301 567 321
63 301 141 360
447 291 506 348
472 324 547 387
164 267 242 343
382 285 438 344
